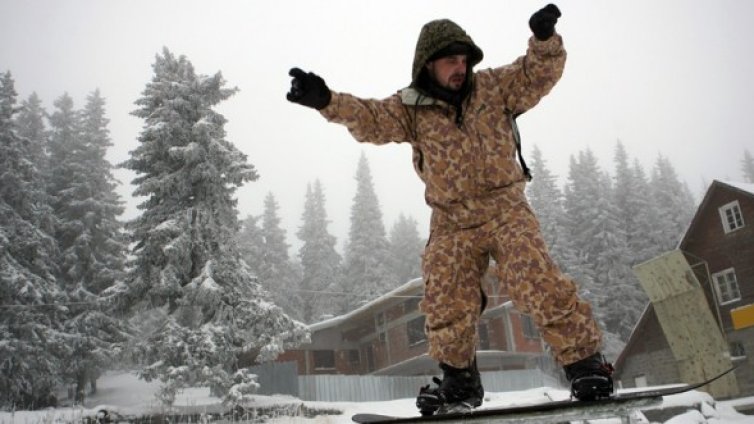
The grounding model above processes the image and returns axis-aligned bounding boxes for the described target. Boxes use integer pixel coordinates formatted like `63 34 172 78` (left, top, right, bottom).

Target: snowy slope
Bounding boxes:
1 372 752 423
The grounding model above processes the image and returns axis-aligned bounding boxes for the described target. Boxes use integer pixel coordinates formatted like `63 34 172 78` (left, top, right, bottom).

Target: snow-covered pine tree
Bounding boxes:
562 151 603 298
119 49 308 405
47 90 131 402
527 147 598 309
339 153 396 314
562 149 628 356
15 92 48 172
592 171 643 344
613 142 663 262
650 155 696 252
296 180 342 323
237 213 265 278
0 72 66 408
612 141 638 257
47 92 80 204
387 213 423 285
525 145 570 268
742 149 754 183
612 142 664 263
258 192 301 319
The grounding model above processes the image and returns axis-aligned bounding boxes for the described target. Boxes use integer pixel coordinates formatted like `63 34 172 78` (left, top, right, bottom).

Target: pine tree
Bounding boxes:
119 49 307 404
296 180 342 322
592 171 642 343
525 145 569 267
561 147 654 353
612 142 634 251
47 92 80 208
237 213 265 278
15 92 48 171
742 149 754 183
612 141 662 263
388 214 423 285
46 90 130 402
563 150 603 292
650 155 696 252
258 192 301 319
339 153 396 314
628 159 665 262
562 150 627 355
0 72 65 408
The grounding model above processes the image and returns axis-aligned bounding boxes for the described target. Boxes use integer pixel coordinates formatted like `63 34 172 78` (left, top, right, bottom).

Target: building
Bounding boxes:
278 270 555 377
615 180 754 396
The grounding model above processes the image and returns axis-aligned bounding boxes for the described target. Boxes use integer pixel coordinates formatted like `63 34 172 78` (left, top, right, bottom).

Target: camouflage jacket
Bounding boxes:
320 34 566 229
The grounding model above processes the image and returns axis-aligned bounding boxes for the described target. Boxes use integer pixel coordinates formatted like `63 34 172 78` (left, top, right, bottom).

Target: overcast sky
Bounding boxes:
2 0 753 253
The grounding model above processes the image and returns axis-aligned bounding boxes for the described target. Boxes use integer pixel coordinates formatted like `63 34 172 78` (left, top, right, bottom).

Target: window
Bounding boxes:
407 316 426 346
634 375 648 388
313 350 335 370
730 341 746 359
719 201 745 233
404 296 421 313
521 314 540 339
366 347 375 372
374 312 385 328
478 322 490 350
348 349 361 367
712 268 741 305
375 312 387 343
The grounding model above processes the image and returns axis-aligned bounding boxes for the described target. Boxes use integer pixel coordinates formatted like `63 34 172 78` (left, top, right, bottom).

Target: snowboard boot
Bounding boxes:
564 352 615 401
416 360 484 416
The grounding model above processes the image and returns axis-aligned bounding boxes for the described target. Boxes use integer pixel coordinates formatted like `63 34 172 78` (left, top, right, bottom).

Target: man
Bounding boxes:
287 4 613 415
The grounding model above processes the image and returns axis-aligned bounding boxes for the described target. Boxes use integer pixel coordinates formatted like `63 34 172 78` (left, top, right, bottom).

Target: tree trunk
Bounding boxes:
75 373 87 403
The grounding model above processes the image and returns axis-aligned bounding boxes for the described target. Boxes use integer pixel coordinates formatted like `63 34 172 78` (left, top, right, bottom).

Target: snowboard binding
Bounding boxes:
565 352 615 401
416 361 484 415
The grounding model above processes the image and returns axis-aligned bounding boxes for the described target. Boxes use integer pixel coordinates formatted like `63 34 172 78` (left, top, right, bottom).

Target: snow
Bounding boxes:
154 218 179 232
309 278 423 332
665 409 707 424
721 180 754 195
2 372 753 423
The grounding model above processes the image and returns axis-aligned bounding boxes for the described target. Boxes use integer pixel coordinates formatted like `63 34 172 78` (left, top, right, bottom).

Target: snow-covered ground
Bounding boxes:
1 372 752 423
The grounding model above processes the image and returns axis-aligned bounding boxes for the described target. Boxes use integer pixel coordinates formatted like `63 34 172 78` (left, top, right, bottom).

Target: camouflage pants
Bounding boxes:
420 202 603 369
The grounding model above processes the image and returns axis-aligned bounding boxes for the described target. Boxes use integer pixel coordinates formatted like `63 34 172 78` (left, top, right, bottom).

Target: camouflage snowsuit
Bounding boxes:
319 20 602 368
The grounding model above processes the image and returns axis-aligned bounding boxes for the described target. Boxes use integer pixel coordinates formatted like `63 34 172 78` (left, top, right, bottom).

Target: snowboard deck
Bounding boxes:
352 365 738 424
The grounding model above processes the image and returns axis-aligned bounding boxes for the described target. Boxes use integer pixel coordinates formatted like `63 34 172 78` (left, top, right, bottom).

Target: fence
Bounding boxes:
250 363 562 402
248 361 300 398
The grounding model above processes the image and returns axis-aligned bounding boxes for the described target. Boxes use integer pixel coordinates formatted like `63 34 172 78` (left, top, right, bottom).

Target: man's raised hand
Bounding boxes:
286 67 331 110
529 4 561 41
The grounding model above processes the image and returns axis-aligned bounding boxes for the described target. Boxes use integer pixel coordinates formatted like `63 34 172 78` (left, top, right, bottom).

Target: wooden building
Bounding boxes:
278 272 554 377
615 180 754 396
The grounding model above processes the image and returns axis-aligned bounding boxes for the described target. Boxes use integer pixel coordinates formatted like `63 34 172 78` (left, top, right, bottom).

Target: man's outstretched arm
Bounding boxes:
287 68 412 145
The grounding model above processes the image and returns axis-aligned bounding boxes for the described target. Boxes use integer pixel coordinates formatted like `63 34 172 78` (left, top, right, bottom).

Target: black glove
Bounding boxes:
529 4 561 41
286 67 331 110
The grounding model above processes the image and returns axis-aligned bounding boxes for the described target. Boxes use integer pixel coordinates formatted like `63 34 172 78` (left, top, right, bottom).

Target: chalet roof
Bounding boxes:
309 277 424 332
722 180 754 194
678 180 754 249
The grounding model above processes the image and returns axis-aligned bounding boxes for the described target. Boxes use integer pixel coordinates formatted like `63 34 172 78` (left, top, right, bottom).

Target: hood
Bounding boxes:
411 19 484 84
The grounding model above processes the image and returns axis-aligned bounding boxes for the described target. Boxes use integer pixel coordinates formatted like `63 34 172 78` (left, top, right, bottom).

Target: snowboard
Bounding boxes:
352 365 738 423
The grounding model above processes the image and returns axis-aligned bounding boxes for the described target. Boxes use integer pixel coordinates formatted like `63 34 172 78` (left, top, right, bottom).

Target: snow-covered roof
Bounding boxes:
720 180 754 195
309 278 424 332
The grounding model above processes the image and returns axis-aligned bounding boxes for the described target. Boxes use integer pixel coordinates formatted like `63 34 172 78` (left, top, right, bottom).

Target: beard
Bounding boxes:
446 72 466 90
412 67 473 108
